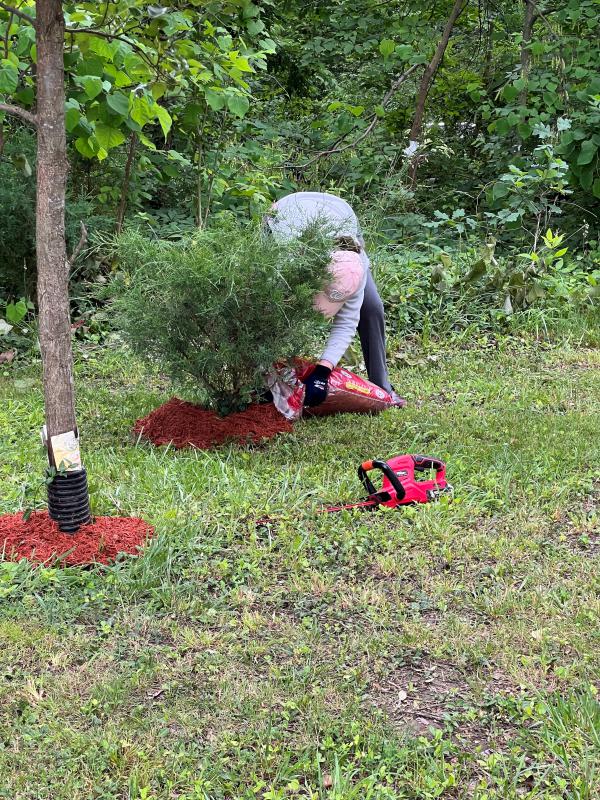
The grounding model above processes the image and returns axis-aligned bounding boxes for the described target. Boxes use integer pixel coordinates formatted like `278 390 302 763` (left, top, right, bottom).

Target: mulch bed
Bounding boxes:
133 397 293 449
0 511 152 566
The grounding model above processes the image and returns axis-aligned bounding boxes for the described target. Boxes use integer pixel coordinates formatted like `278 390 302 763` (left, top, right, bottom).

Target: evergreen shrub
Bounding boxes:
112 219 331 413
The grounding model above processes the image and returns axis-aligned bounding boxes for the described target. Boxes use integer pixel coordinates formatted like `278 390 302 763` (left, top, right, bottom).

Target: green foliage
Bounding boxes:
0 129 36 296
376 234 599 338
111 220 331 413
452 230 598 315
130 208 198 240
0 130 115 298
0 295 34 357
415 126 598 321
1 0 274 168
485 132 572 236
485 0 600 198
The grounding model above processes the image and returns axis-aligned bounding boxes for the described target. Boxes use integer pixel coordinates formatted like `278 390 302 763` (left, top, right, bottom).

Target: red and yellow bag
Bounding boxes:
267 359 396 420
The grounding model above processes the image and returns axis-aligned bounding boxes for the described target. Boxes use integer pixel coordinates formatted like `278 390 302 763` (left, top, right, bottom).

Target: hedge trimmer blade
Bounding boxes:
321 454 451 513
256 455 451 528
318 498 380 513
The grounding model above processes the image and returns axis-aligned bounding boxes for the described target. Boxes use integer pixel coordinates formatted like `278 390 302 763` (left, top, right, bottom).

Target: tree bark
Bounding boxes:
519 0 536 106
196 124 203 227
35 0 77 454
407 0 468 184
483 18 495 90
115 131 136 234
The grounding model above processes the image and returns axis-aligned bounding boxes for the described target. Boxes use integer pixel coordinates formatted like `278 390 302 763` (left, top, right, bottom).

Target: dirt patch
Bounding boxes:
367 655 521 752
549 354 600 371
133 397 293 449
368 657 470 733
0 511 152 566
414 390 457 409
551 480 599 555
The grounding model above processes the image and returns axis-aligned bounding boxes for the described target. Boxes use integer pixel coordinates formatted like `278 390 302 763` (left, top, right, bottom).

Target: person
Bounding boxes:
266 191 403 407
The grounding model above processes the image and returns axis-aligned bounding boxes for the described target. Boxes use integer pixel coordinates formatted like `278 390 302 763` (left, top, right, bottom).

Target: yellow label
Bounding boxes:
345 381 371 395
50 430 82 472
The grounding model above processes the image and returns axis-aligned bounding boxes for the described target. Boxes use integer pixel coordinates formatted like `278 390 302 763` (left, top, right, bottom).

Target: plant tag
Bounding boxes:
50 430 82 471
40 424 48 447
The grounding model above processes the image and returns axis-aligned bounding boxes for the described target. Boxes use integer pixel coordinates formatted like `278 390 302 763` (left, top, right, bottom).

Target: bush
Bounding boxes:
0 127 113 298
374 236 600 339
112 220 331 413
0 129 36 297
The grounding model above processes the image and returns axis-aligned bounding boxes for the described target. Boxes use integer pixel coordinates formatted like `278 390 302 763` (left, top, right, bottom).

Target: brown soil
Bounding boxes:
0 511 152 566
133 397 293 449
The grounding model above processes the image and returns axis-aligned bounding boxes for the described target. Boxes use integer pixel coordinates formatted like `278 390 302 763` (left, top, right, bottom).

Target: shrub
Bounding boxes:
112 220 331 413
0 128 113 298
374 236 600 339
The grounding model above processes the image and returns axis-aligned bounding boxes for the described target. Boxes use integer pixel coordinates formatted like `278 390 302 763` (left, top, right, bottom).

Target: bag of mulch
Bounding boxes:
266 358 395 421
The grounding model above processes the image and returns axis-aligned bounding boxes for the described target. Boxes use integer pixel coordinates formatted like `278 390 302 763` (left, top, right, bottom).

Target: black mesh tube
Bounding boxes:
47 468 92 533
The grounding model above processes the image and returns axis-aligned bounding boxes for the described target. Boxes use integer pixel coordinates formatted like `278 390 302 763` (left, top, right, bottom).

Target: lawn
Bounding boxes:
1 337 599 800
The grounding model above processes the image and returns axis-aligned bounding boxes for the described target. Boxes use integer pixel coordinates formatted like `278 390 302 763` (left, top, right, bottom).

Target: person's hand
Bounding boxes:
303 363 332 407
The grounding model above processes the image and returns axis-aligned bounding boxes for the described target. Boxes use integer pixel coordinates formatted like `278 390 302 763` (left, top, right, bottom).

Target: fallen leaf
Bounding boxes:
0 350 15 364
323 774 333 789
397 689 408 703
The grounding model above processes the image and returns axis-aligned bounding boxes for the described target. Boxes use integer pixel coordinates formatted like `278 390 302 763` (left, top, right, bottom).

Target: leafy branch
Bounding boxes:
289 64 420 169
0 0 35 27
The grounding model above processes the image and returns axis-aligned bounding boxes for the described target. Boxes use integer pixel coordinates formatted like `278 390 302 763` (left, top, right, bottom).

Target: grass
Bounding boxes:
0 334 599 799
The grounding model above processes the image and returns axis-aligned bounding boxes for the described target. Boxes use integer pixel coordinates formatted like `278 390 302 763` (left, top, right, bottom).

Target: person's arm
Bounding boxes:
319 279 366 368
303 287 364 406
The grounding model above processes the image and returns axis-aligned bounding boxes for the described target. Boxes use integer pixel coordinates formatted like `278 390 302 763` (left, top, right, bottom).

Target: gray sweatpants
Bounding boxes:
358 270 392 393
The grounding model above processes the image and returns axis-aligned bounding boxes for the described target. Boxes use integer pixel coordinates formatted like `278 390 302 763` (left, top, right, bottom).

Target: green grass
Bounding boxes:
1 335 599 799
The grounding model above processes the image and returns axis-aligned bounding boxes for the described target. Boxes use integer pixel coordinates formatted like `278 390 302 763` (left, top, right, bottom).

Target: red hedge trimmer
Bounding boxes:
320 454 452 513
257 455 452 528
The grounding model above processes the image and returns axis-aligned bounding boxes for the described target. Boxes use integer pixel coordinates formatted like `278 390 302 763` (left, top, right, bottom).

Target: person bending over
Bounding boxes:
266 191 403 407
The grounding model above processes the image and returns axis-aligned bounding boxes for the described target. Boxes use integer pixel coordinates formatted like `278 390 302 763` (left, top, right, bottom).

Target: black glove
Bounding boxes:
303 364 332 407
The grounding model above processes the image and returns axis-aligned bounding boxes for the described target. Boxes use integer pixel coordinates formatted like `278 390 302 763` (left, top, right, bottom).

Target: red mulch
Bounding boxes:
133 397 293 449
0 511 152 566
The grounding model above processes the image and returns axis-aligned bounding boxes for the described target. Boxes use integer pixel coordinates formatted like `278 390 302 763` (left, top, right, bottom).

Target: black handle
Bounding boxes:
412 454 444 473
358 460 406 501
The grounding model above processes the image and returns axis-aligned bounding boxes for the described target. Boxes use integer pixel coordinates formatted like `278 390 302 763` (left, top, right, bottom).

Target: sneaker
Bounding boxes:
389 389 407 408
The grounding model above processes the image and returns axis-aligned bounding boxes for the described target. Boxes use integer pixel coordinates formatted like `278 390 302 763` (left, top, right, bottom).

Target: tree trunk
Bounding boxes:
407 0 468 184
115 132 136 234
196 124 203 227
519 0 536 106
483 18 495 90
35 0 76 455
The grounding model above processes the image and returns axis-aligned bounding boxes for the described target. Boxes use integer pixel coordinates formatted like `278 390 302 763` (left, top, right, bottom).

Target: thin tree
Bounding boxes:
115 132 137 235
407 0 469 184
519 0 536 105
0 0 89 517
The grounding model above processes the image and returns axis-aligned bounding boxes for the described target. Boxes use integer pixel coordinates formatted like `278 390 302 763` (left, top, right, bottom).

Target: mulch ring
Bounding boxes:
0 511 152 567
133 397 293 449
